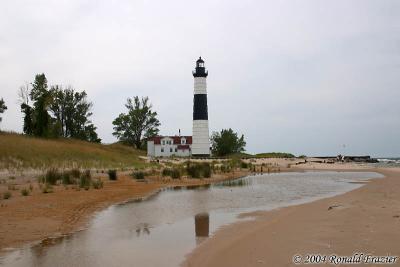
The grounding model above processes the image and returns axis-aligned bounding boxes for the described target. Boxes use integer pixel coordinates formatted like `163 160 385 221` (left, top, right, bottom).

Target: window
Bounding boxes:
181 139 185 144
161 148 164 153
175 148 177 152
170 148 173 152
162 140 165 145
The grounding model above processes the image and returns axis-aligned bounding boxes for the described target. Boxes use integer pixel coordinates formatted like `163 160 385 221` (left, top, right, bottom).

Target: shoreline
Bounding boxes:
183 167 400 267
0 170 250 252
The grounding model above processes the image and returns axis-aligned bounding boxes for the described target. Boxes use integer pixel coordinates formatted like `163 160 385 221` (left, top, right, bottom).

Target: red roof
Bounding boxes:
149 136 192 145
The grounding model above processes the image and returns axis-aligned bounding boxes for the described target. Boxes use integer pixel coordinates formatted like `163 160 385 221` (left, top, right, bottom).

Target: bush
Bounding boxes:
132 171 145 180
162 168 181 179
43 168 63 185
3 191 11 199
70 168 81 178
240 161 248 169
62 171 73 185
79 170 92 189
202 164 211 178
220 164 231 173
162 168 172 177
171 168 181 179
186 162 212 178
21 188 29 196
108 169 117 180
92 179 103 189
44 168 63 185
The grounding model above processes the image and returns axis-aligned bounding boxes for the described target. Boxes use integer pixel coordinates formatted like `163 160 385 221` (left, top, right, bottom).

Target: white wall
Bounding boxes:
147 141 155 157
192 120 210 155
194 77 207 94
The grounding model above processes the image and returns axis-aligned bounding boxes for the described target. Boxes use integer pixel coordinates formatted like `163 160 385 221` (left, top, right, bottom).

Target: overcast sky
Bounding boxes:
0 0 399 157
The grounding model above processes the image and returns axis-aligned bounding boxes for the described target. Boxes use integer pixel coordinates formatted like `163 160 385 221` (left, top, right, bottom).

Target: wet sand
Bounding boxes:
184 167 400 267
0 171 248 251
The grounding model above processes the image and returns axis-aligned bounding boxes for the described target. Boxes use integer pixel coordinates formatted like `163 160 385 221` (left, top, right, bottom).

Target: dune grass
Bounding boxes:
255 152 295 158
0 132 148 170
223 152 295 159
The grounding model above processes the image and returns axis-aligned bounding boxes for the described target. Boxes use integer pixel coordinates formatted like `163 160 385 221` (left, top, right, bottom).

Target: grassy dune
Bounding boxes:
0 132 147 170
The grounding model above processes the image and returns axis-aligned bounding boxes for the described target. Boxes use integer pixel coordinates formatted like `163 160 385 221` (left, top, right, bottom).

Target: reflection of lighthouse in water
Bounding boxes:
195 212 209 244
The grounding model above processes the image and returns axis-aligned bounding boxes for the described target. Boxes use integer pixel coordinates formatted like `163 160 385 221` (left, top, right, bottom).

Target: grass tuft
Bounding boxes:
20 188 29 196
108 169 117 180
132 171 145 180
3 191 11 199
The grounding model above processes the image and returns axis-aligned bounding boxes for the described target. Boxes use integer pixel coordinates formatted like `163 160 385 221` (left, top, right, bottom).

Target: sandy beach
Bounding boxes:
184 167 400 266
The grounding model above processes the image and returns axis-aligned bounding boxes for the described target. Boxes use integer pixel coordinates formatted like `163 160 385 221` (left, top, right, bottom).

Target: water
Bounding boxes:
375 158 400 167
0 171 383 267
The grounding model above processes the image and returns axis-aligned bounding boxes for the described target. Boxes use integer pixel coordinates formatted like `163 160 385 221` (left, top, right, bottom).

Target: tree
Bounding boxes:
211 128 246 156
30 74 52 137
18 83 33 135
0 98 7 127
49 85 101 142
112 96 160 149
18 75 101 142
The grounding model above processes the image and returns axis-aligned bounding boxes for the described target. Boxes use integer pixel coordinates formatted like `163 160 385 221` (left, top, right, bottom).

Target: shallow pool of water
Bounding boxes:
0 171 383 267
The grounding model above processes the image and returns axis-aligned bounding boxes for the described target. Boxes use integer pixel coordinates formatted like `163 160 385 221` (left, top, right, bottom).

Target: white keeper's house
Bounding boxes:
147 56 211 158
147 136 192 157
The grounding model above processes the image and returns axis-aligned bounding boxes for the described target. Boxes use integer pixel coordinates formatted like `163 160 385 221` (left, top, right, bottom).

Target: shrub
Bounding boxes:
170 168 181 179
45 168 62 185
92 179 103 189
70 168 81 178
162 168 172 177
132 171 145 180
162 167 181 179
3 191 11 199
202 164 211 178
79 170 92 188
186 162 212 178
220 164 231 173
61 171 73 185
240 161 248 169
21 188 29 196
108 169 117 180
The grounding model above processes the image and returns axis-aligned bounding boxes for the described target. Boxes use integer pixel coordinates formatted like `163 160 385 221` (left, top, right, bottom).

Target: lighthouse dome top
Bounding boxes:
193 56 208 77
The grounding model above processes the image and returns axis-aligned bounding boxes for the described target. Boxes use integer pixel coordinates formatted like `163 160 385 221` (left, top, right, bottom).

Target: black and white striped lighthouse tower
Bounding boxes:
192 57 210 157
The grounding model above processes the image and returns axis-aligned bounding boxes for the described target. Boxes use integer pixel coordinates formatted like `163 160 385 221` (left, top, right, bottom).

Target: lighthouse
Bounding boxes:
192 57 210 157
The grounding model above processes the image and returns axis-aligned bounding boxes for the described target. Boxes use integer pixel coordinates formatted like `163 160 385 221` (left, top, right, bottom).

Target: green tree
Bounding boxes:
211 128 246 156
50 85 101 143
30 74 52 137
18 75 100 142
0 98 7 127
112 96 160 149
